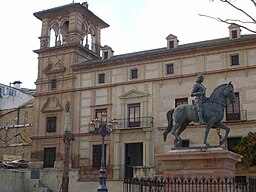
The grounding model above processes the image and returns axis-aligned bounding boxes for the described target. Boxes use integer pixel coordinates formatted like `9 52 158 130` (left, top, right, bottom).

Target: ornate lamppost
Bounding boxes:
62 101 74 192
89 112 118 192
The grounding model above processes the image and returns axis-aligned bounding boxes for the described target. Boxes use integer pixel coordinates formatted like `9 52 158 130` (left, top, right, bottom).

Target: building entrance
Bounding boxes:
125 142 143 178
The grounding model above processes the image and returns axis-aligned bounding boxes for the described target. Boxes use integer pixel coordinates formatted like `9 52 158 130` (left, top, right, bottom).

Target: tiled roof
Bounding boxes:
73 34 256 69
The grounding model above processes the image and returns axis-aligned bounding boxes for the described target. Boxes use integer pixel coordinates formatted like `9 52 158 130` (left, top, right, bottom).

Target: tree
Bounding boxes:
199 0 256 33
234 132 256 166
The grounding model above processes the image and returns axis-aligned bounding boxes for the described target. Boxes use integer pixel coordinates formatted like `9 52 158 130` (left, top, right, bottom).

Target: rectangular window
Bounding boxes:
95 109 107 119
175 98 188 107
51 79 57 90
103 51 108 59
130 68 138 79
227 137 241 152
169 41 174 49
231 54 239 66
0 87 3 97
92 144 106 167
43 147 56 168
226 92 240 121
46 116 57 132
128 103 140 127
6 88 16 96
166 64 174 75
98 73 105 84
231 30 238 39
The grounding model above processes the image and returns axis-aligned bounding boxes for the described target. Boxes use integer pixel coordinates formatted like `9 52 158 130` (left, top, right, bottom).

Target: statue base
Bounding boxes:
157 147 242 178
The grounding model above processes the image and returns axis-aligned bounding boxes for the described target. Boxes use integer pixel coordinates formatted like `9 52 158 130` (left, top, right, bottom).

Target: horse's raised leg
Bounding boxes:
214 122 230 145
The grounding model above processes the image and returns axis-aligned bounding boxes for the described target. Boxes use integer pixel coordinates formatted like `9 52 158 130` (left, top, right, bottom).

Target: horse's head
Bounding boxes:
224 82 236 104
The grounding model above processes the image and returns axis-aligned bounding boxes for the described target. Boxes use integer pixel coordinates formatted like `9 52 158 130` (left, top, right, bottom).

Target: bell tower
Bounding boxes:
34 2 109 55
33 2 109 92
31 2 109 169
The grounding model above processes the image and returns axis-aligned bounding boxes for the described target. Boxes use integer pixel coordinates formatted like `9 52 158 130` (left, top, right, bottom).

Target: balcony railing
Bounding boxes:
116 116 153 129
224 109 247 122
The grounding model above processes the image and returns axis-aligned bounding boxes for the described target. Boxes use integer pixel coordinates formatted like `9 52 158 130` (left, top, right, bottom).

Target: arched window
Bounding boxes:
48 24 58 47
61 20 69 44
81 23 88 47
86 26 96 52
49 28 57 47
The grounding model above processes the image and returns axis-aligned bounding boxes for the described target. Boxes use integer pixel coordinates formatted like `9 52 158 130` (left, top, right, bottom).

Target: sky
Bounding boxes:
0 0 254 89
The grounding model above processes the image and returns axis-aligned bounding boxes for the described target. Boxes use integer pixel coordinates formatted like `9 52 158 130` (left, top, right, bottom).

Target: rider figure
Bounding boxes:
191 74 206 125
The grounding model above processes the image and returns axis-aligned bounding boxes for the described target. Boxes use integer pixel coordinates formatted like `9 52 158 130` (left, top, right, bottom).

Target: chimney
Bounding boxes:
12 81 22 89
82 2 89 9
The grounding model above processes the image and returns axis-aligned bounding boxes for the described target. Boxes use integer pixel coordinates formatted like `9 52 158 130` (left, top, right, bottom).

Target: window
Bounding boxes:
166 64 174 75
128 103 140 127
231 30 238 39
43 147 56 168
175 98 188 107
6 88 16 96
103 51 108 59
46 116 57 132
130 68 138 79
95 109 107 119
169 41 174 49
227 137 241 152
226 92 240 121
92 144 106 167
98 73 105 84
51 79 57 90
231 54 239 66
0 86 3 97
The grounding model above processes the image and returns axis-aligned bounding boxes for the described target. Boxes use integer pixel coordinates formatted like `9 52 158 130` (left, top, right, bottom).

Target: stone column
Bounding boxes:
144 128 153 166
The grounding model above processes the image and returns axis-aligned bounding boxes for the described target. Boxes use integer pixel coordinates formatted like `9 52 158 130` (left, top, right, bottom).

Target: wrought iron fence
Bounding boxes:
123 177 256 192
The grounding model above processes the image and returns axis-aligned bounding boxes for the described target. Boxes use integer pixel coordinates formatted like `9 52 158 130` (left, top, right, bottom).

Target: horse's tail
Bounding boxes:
163 109 174 142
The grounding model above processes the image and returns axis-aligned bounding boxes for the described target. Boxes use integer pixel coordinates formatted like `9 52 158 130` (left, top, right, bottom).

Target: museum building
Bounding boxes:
30 2 256 183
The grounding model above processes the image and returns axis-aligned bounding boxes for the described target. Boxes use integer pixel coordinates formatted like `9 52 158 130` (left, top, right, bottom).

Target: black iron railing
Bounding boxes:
123 177 256 192
116 116 153 129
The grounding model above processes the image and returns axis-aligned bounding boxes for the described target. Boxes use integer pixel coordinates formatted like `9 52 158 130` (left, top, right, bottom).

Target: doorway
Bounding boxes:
125 142 143 178
43 147 56 168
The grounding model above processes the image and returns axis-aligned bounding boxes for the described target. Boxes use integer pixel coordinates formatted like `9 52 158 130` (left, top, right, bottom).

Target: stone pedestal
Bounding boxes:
157 147 242 178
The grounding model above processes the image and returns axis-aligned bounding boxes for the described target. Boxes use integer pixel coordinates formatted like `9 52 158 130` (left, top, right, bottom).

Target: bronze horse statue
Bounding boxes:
163 82 236 147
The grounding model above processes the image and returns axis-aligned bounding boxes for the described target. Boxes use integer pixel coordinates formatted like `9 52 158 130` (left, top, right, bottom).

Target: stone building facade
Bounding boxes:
30 2 256 183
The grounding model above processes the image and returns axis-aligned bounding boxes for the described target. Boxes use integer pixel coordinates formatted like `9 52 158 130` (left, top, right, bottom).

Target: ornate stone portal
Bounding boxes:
157 147 242 178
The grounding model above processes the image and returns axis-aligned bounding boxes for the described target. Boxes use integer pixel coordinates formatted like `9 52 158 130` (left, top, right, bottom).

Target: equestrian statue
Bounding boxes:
163 75 236 147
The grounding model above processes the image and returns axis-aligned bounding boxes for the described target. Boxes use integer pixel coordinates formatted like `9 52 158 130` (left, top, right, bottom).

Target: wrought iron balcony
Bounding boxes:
115 116 154 129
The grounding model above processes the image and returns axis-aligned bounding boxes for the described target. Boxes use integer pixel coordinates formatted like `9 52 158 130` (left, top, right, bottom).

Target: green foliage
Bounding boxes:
234 132 256 166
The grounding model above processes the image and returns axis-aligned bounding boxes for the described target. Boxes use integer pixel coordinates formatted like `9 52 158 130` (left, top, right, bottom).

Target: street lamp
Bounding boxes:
89 112 118 192
62 101 74 192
